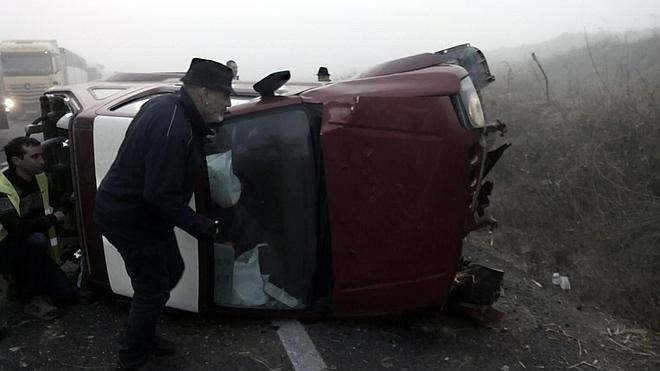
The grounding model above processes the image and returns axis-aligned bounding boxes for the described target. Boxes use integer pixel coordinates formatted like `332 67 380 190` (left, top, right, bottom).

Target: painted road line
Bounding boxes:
273 319 327 371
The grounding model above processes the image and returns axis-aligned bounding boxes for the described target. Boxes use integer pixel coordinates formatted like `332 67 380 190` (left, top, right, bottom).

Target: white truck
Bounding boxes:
0 40 88 119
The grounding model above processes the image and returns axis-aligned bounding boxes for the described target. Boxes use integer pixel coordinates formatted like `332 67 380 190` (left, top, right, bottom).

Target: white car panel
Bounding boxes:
92 114 200 312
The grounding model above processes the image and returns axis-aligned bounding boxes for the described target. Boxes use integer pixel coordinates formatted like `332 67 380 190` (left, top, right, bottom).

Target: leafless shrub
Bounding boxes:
483 34 660 329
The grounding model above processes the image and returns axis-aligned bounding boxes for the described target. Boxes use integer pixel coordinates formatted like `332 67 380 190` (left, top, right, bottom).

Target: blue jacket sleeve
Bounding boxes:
140 102 215 240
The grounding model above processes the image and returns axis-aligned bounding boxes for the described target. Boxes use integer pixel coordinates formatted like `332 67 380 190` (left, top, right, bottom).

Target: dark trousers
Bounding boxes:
102 228 184 369
0 232 75 306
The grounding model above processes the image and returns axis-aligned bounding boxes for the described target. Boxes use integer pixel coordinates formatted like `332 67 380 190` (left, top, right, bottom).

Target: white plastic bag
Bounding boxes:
206 151 242 208
263 279 301 308
230 244 268 306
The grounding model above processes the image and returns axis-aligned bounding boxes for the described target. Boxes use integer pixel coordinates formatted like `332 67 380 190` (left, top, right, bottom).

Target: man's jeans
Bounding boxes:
0 232 75 306
102 229 184 369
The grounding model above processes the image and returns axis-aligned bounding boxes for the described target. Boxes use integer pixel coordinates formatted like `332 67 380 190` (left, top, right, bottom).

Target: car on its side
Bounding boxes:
32 44 508 318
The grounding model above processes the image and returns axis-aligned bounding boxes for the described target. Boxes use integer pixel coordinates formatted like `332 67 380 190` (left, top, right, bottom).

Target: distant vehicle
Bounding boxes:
29 44 507 319
0 40 88 118
0 77 7 129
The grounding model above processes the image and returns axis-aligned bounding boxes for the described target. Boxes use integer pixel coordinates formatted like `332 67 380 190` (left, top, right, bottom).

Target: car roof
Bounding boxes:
47 77 321 114
103 72 185 83
47 47 478 116
46 81 178 110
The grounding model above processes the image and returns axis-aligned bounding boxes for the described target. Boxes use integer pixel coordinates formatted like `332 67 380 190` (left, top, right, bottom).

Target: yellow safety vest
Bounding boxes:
0 171 60 263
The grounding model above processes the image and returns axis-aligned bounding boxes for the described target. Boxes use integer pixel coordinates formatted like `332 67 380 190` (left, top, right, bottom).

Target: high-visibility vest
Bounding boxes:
0 172 60 263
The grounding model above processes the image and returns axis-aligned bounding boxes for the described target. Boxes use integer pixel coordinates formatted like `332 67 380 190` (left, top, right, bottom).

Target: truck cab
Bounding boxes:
0 40 88 118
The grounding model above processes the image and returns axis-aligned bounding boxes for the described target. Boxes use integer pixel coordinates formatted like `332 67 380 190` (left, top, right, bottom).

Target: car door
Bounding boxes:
87 96 199 312
321 96 481 316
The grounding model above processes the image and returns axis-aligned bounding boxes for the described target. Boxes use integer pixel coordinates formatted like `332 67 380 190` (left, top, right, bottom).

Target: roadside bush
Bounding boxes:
482 35 660 329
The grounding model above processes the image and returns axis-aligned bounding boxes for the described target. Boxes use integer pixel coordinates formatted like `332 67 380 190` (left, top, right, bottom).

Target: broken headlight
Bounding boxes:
452 77 485 129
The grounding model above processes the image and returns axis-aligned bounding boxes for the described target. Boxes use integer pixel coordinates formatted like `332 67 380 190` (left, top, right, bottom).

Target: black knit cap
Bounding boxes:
181 58 235 94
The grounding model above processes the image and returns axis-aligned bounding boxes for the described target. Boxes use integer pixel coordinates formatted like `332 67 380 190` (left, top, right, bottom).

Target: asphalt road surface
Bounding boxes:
1 241 658 371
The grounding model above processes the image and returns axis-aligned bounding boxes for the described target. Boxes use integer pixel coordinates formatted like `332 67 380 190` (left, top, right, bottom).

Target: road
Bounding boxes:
1 241 658 370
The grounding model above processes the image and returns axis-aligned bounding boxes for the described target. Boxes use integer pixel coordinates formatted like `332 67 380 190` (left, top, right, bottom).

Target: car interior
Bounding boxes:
205 105 325 309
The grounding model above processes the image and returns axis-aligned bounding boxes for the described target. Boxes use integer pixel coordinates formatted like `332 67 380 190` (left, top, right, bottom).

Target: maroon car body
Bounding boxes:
36 45 505 317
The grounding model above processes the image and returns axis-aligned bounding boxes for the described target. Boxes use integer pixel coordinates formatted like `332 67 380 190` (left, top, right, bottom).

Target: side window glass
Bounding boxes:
90 88 126 100
205 108 318 310
111 95 164 115
230 96 256 106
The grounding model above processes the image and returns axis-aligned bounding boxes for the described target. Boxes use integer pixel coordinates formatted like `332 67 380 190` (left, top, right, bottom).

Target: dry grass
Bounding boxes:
482 34 660 329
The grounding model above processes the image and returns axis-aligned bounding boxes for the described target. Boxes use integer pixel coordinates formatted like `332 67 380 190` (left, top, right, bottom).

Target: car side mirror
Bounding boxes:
25 123 44 136
253 71 291 98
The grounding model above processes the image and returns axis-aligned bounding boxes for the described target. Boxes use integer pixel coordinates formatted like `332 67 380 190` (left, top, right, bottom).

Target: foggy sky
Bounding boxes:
2 0 659 81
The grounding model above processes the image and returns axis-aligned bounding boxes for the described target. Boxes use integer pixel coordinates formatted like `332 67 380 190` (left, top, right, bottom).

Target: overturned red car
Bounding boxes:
33 44 507 317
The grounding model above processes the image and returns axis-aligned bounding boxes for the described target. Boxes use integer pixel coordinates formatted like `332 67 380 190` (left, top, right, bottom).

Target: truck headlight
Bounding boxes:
452 77 486 129
3 98 15 111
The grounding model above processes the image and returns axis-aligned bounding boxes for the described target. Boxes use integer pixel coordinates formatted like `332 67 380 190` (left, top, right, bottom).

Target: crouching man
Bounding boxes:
0 137 75 320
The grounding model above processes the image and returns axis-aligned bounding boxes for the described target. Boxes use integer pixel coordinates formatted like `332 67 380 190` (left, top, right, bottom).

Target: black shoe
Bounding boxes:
152 336 175 357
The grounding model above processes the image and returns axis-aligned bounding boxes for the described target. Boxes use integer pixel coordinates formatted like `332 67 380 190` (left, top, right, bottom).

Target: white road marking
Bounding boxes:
273 319 327 371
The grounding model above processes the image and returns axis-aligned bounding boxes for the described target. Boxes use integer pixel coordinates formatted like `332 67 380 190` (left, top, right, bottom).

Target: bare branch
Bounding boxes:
531 52 551 104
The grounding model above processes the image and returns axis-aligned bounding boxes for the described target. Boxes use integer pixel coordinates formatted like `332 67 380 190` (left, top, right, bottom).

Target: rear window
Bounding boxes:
90 88 126 100
111 95 164 115
231 96 256 106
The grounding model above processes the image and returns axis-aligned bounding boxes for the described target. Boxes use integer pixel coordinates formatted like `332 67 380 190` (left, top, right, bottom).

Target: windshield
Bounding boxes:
1 53 54 76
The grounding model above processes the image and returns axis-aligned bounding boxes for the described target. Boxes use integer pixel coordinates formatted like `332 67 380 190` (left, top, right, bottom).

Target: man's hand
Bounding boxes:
53 211 66 223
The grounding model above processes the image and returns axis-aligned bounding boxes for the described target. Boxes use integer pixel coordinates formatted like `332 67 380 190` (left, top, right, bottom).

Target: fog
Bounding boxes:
2 0 659 81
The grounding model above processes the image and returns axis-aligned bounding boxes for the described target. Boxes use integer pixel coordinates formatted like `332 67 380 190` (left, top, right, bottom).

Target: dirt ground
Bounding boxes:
1 234 659 371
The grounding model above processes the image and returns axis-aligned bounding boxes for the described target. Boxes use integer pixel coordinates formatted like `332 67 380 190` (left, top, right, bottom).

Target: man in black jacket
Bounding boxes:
94 58 233 371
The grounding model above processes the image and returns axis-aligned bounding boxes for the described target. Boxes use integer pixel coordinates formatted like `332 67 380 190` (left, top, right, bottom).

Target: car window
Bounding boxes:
112 94 253 115
111 95 164 115
90 88 127 100
230 96 256 106
44 93 79 114
205 106 319 310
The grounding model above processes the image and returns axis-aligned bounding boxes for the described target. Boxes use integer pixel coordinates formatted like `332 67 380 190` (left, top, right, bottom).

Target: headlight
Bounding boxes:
453 77 486 129
3 98 15 111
